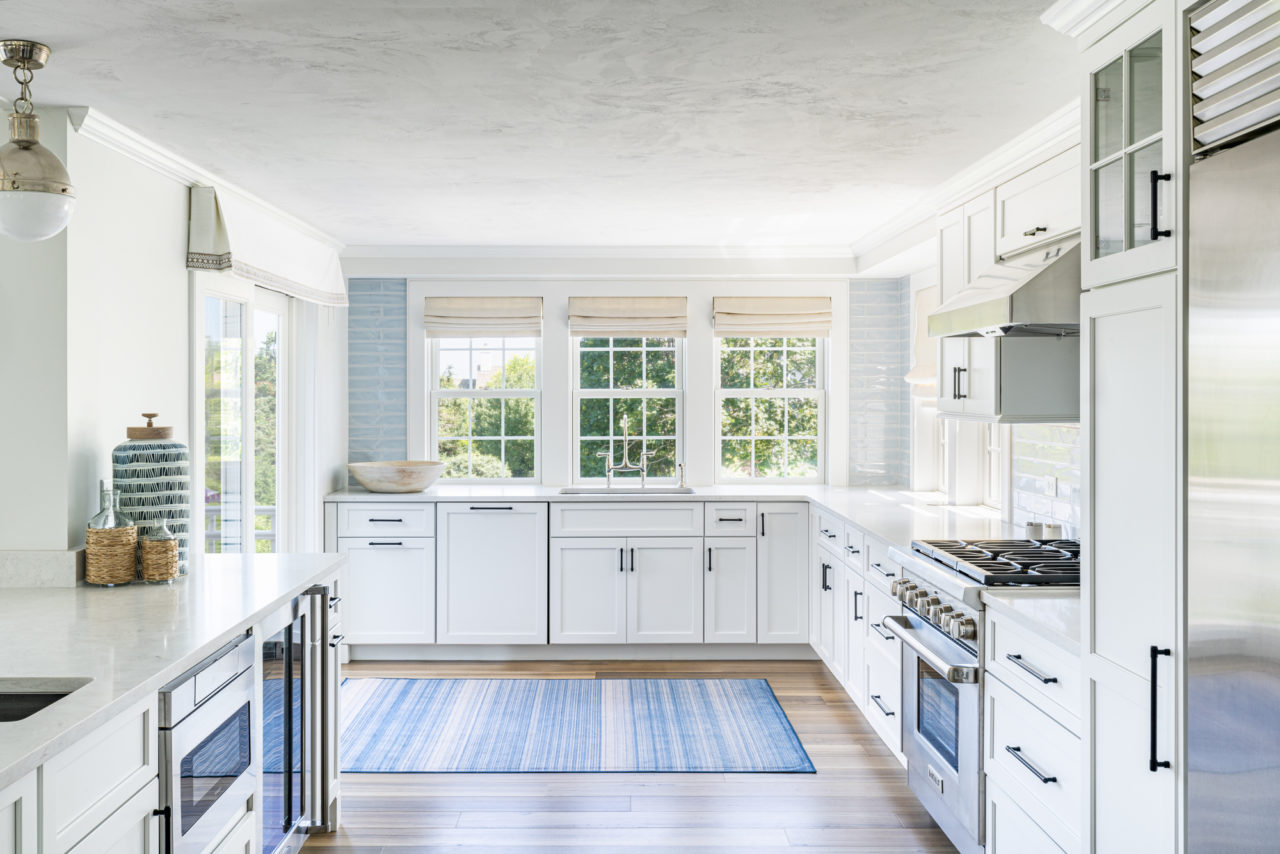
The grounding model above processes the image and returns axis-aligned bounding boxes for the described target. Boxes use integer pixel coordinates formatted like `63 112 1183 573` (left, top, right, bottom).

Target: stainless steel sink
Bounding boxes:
558 486 696 495
0 677 90 722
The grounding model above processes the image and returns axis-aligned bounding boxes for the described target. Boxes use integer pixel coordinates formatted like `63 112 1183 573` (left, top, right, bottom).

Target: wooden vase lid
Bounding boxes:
126 413 173 440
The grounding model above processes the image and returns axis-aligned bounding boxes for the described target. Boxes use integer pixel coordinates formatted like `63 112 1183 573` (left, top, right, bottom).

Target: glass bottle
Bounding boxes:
88 480 134 529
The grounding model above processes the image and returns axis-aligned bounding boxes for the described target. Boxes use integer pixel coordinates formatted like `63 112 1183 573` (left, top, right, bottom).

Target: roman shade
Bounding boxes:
904 286 940 388
712 296 832 337
1191 0 1280 152
423 296 544 337
568 296 688 338
186 186 347 306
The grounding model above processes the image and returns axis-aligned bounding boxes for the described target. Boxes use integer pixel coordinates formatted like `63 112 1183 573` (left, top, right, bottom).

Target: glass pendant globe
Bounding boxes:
0 189 75 241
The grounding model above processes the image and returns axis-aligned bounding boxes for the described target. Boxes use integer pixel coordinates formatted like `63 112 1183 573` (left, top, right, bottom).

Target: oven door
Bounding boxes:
164 667 256 854
885 613 982 854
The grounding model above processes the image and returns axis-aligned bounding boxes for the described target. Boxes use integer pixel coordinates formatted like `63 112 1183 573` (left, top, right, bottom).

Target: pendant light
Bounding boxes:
0 40 75 242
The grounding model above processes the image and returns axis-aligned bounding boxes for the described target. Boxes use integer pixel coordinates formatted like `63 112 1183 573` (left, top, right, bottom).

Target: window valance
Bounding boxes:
568 296 688 338
424 296 544 338
712 296 832 337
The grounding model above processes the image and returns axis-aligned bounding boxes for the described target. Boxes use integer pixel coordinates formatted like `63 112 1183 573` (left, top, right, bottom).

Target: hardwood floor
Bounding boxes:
303 660 954 853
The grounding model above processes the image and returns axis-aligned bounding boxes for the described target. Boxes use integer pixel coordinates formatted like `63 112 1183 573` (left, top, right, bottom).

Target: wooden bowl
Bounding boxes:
348 460 445 493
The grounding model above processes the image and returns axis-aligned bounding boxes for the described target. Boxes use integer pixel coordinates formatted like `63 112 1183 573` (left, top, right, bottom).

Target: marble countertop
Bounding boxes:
327 484 1015 547
0 552 346 790
982 588 1081 654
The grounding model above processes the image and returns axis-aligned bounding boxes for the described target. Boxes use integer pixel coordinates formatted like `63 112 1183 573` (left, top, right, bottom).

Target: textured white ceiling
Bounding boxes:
2 0 1077 247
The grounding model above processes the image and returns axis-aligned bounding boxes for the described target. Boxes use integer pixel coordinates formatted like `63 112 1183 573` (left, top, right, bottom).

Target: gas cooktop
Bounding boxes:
910 538 1080 586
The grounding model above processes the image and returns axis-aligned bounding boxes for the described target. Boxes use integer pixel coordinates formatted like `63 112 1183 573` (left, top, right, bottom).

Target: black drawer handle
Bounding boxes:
1005 653 1058 684
717 517 743 523
368 541 403 547
630 547 635 572
870 622 894 641
845 545 861 555
328 596 342 609
619 548 625 573
1006 746 1057 784
329 633 346 648
1150 171 1172 241
1150 646 1172 772
870 562 895 578
469 506 514 511
852 590 863 621
707 547 712 573
870 694 895 717
821 562 831 591
819 528 837 539
1022 225 1048 237
368 517 404 523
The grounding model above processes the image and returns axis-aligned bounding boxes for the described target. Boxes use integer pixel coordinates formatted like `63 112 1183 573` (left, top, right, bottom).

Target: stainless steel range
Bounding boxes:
886 538 1080 854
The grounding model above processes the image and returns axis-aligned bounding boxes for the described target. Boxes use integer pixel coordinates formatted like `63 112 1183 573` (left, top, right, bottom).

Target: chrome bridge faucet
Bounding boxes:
598 414 656 487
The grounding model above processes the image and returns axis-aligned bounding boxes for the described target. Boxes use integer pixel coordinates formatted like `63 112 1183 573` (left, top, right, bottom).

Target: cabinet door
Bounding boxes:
830 552 848 683
208 811 254 854
550 538 627 644
65 779 160 854
1081 2 1178 288
995 146 1082 258
938 205 965 302
627 537 703 643
964 191 997 284
845 568 867 705
815 550 836 663
338 538 435 644
705 537 757 643
1081 274 1178 851
962 337 999 417
757 502 810 644
436 503 549 645
0 772 36 854
938 337 968 414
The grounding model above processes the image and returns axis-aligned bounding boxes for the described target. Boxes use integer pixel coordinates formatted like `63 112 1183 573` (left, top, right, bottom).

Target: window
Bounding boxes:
574 337 681 481
983 423 1008 510
431 337 539 480
716 337 823 480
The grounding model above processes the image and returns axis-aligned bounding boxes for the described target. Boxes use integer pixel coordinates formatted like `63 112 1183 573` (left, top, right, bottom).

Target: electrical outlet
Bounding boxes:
1047 475 1059 498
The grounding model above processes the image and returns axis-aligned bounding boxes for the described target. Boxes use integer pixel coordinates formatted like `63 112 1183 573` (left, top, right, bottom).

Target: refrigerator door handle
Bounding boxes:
1149 645 1172 772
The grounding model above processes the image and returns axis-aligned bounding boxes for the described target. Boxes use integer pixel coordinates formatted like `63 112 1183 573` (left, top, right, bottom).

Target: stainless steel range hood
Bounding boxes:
928 239 1081 338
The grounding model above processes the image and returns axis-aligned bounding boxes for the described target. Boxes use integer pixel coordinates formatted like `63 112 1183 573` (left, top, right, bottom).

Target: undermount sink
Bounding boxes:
559 486 696 495
0 677 91 722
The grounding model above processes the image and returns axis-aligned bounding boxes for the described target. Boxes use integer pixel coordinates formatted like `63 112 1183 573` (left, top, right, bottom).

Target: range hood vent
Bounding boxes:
928 239 1081 338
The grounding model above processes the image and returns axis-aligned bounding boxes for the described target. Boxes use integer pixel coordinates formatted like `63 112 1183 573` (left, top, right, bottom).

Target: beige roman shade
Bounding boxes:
712 296 832 337
423 296 544 337
568 296 688 338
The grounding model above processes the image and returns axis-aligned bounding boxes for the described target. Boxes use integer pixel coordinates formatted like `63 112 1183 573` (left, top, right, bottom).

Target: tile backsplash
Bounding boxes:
847 278 910 486
347 278 408 476
1011 423 1081 534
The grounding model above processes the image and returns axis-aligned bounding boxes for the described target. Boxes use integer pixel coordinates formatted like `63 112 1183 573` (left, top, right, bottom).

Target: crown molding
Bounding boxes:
342 244 855 260
66 106 344 252
1041 0 1132 38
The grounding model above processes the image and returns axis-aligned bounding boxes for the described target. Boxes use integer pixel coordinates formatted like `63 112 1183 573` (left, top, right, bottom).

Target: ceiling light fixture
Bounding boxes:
0 40 74 242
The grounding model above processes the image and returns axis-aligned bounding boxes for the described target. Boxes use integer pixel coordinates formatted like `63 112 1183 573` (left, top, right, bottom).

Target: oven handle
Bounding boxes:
883 615 979 684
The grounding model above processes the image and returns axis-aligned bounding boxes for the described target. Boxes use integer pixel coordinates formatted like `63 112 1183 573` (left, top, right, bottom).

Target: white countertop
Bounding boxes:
327 484 1016 546
982 588 1081 654
0 552 346 789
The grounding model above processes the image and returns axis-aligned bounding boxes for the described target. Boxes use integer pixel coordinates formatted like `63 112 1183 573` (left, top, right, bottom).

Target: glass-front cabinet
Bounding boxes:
1081 1 1178 288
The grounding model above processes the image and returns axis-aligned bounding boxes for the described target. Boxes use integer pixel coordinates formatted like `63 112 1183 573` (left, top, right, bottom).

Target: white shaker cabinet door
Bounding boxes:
704 537 757 644
65 779 160 854
845 567 867 705
627 537 703 644
338 537 435 644
0 771 36 854
550 538 628 644
757 502 810 644
436 503 549 645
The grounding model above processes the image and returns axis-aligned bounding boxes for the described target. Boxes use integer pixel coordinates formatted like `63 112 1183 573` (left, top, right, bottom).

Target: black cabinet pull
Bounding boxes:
368 541 403 546
329 633 346 648
1005 746 1057 784
1006 653 1058 684
956 366 967 399
153 806 171 847
328 596 342 609
871 562 895 578
820 528 837 540
469 506 514 511
1022 225 1048 237
870 622 894 641
821 562 831 591
717 517 743 523
952 366 959 400
870 694 895 717
845 545 860 555
707 547 712 573
1150 645 1172 772
760 513 766 536
368 517 404 523
630 547 635 572
619 548 624 573
1150 171 1172 241
853 590 863 621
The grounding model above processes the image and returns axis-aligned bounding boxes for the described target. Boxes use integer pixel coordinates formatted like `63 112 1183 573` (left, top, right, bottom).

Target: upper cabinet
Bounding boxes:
995 146 1082 258
1081 1 1179 288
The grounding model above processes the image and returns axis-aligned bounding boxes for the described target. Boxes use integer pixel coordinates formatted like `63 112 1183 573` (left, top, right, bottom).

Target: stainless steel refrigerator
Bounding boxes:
1188 125 1280 851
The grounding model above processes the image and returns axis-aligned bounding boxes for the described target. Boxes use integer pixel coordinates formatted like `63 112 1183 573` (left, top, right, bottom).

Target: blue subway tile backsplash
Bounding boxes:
848 278 910 486
347 279 408 478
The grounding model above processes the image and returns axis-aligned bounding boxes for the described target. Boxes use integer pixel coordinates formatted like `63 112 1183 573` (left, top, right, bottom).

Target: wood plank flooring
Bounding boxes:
303 660 954 853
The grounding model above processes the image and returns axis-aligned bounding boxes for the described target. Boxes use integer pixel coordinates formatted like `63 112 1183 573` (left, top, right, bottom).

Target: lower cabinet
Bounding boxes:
208 809 255 854
865 643 902 754
66 778 160 854
550 538 628 644
986 777 1066 854
704 537 757 643
0 771 36 854
629 538 704 643
844 567 867 705
757 502 809 644
811 544 847 682
436 503 549 645
337 538 435 644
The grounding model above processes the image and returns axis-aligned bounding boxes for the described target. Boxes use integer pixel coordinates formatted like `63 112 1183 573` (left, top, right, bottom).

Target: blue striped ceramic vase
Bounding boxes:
112 415 191 576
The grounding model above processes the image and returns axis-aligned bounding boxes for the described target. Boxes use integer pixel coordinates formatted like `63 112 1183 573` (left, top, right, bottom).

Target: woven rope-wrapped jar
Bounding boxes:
86 525 138 586
113 414 190 575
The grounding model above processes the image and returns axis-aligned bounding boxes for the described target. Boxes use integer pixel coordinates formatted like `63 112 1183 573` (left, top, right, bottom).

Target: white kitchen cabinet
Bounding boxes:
987 776 1067 854
844 565 867 705
964 191 997 285
704 502 756 537
0 771 36 854
812 548 835 664
865 641 902 755
437 503 549 644
550 502 702 537
704 537 757 644
757 502 809 644
1081 273 1179 851
550 538 628 644
1080 1 1179 288
939 336 1080 422
65 778 160 854
628 537 704 643
995 146 1082 258
338 537 435 644
208 809 255 854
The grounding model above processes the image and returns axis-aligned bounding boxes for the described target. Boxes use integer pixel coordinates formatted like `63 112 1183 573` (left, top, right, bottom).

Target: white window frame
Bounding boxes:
983 423 1013 514
427 337 542 482
714 337 827 484
571 337 684 484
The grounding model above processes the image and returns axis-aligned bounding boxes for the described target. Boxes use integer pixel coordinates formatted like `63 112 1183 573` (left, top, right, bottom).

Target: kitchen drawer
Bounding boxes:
864 536 901 593
865 642 902 754
42 695 158 854
704 502 756 537
550 502 702 537
841 524 865 568
986 608 1081 733
865 584 901 651
986 673 1081 846
336 502 434 538
986 776 1068 854
814 509 843 549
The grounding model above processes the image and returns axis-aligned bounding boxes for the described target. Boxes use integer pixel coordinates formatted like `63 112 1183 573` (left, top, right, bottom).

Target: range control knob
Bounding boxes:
896 582 918 603
939 613 956 632
904 588 926 607
928 604 954 625
950 617 978 640
889 578 906 596
916 595 941 613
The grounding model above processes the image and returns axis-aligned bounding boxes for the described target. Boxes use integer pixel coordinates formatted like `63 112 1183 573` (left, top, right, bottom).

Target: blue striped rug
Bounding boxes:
340 678 814 773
